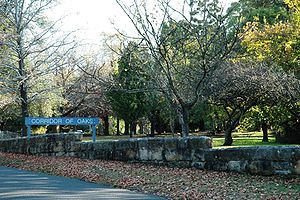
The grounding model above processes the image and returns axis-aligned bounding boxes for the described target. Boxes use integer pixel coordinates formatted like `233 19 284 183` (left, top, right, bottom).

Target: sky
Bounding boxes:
48 0 238 47
48 0 133 46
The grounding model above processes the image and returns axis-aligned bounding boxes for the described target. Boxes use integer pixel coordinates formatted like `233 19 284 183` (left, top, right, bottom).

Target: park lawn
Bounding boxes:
0 152 299 200
83 131 299 148
212 137 277 148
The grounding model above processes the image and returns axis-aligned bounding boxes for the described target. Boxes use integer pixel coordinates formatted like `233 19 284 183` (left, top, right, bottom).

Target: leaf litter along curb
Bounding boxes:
0 152 299 200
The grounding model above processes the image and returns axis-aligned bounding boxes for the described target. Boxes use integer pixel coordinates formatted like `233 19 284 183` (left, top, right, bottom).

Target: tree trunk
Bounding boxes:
133 122 137 135
223 127 234 146
150 119 155 137
20 81 29 137
103 115 109 136
0 122 5 131
178 105 189 137
154 110 162 135
116 118 120 136
124 121 129 135
139 120 144 135
223 107 250 146
262 122 268 142
223 119 240 146
17 35 29 137
170 118 175 137
130 122 136 138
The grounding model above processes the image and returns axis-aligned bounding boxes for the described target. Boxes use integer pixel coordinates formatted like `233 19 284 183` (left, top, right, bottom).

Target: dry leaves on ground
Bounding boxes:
0 152 299 200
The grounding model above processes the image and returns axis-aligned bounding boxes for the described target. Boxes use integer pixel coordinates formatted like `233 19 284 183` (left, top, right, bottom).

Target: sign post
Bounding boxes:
25 117 100 142
92 125 97 143
27 125 31 138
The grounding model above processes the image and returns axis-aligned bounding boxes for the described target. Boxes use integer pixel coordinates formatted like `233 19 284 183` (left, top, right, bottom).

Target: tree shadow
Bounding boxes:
0 167 165 200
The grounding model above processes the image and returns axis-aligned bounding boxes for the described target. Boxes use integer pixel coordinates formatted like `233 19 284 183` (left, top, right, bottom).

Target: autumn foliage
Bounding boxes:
0 152 299 200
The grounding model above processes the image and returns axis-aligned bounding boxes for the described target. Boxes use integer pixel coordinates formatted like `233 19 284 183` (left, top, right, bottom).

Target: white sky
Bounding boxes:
48 0 237 47
48 0 133 46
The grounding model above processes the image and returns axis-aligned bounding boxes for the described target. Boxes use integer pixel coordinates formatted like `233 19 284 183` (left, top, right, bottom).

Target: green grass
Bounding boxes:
232 131 273 137
83 131 300 148
213 131 299 147
82 133 179 141
212 137 278 148
82 134 148 142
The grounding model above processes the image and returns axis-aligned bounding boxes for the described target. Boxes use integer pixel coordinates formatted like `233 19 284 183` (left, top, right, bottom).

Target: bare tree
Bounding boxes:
56 54 111 118
204 62 300 145
115 0 242 136
0 0 76 135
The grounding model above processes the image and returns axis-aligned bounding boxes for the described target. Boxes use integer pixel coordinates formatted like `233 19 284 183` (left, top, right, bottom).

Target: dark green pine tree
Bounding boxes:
107 42 153 137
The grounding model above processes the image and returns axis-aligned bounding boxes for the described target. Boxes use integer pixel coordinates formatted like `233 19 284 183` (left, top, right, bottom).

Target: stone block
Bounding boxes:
247 160 273 175
53 142 64 152
295 160 300 174
147 138 164 161
72 142 81 152
271 161 293 170
114 139 138 161
203 149 220 161
137 139 148 160
137 138 164 161
177 138 188 149
163 149 180 161
228 160 247 172
80 142 90 151
213 147 256 162
293 147 300 160
188 136 212 149
274 170 291 175
65 152 75 157
253 146 294 161
205 161 228 171
64 142 76 152
163 138 179 161
55 151 66 157
192 161 205 169
136 138 165 161
177 138 191 161
191 149 205 162
164 138 177 149
93 141 115 160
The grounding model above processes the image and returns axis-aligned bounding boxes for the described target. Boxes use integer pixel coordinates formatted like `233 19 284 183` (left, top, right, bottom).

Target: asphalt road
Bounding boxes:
0 166 166 200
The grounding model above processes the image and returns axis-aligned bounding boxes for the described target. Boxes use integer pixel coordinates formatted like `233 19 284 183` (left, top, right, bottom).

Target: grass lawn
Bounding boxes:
212 137 277 148
83 131 299 148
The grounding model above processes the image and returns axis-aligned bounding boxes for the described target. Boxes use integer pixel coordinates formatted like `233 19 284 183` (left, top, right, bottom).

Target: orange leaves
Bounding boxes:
0 152 299 199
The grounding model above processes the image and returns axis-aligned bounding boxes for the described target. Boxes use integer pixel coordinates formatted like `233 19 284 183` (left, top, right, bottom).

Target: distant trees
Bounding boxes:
227 0 289 26
49 49 112 134
0 0 75 135
241 0 300 77
115 0 243 136
204 62 300 145
0 0 299 145
55 52 110 117
107 42 154 137
239 0 300 143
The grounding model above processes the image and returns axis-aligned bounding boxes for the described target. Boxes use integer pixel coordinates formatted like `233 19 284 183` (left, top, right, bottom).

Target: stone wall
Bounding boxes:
0 131 20 140
0 133 82 156
0 133 299 176
193 147 300 175
76 137 212 163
